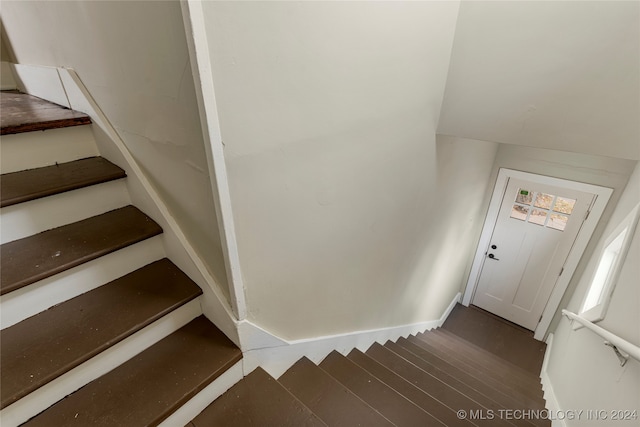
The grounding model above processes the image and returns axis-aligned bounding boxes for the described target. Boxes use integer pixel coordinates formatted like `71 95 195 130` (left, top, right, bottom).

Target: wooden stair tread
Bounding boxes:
347 349 473 427
394 338 546 427
0 205 162 295
412 333 545 403
1 91 91 135
279 357 394 427
0 157 126 208
23 316 242 426
367 342 506 427
394 338 545 427
189 368 327 427
320 351 440 427
0 259 202 409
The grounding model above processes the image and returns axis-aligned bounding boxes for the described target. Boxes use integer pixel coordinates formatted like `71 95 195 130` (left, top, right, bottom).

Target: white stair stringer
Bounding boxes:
0 298 203 427
1 125 99 174
0 236 165 329
0 180 131 244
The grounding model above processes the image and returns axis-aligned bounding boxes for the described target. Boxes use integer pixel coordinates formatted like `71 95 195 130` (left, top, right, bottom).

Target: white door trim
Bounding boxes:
462 168 613 340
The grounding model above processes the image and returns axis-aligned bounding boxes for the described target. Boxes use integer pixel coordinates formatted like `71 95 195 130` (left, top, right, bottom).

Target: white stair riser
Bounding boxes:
1 180 130 244
1 125 98 173
0 298 202 427
1 236 165 329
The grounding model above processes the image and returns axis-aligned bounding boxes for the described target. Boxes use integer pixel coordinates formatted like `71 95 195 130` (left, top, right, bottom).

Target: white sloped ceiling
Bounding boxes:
438 1 639 160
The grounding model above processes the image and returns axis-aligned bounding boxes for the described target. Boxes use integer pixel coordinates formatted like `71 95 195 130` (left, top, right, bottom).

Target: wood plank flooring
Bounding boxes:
441 304 547 375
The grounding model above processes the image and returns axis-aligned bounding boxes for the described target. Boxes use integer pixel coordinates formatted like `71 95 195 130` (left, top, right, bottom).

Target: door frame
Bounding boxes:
462 168 613 340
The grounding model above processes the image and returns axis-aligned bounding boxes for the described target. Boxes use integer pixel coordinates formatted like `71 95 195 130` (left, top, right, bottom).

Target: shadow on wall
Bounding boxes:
399 135 499 322
1 18 17 63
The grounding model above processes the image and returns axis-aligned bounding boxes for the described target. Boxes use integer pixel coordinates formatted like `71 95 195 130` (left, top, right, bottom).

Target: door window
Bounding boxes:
534 193 554 210
509 188 576 231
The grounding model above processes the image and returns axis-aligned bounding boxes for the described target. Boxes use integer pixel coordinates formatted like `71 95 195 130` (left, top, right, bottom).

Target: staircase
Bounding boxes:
1 90 550 426
188 328 550 427
0 91 242 426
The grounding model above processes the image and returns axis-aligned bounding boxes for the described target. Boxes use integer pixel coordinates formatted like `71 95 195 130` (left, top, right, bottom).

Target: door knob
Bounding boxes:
488 253 500 260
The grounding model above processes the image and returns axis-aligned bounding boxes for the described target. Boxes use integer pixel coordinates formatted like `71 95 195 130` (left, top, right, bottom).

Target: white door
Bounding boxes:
472 177 594 330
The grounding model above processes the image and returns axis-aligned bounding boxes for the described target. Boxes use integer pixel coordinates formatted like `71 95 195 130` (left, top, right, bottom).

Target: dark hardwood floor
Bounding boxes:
442 304 547 375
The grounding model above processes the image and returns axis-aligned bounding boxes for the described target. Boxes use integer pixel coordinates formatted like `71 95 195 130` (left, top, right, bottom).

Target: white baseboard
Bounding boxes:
540 332 553 378
540 333 567 427
241 292 461 379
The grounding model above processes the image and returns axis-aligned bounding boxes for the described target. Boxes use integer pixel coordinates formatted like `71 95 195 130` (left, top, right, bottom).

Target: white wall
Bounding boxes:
432 135 500 297
201 0 503 340
439 1 640 161
1 1 230 298
546 161 639 426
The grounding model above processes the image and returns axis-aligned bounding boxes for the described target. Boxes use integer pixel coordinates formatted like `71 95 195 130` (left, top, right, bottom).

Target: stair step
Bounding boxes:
393 338 545 427
1 157 125 208
346 349 470 427
412 333 545 403
394 338 546 427
319 351 439 427
435 328 542 386
0 91 91 135
1 179 130 245
367 342 504 427
279 357 394 427
1 237 164 331
189 368 326 427
0 258 201 409
22 316 242 426
0 205 162 295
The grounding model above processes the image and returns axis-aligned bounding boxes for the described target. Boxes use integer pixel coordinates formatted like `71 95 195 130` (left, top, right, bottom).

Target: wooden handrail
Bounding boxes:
562 309 640 366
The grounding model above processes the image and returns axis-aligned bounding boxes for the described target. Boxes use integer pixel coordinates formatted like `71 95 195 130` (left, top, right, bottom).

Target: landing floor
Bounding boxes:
442 304 547 375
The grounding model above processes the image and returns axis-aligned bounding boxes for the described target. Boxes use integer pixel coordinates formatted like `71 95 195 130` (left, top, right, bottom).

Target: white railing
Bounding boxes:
562 309 640 366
